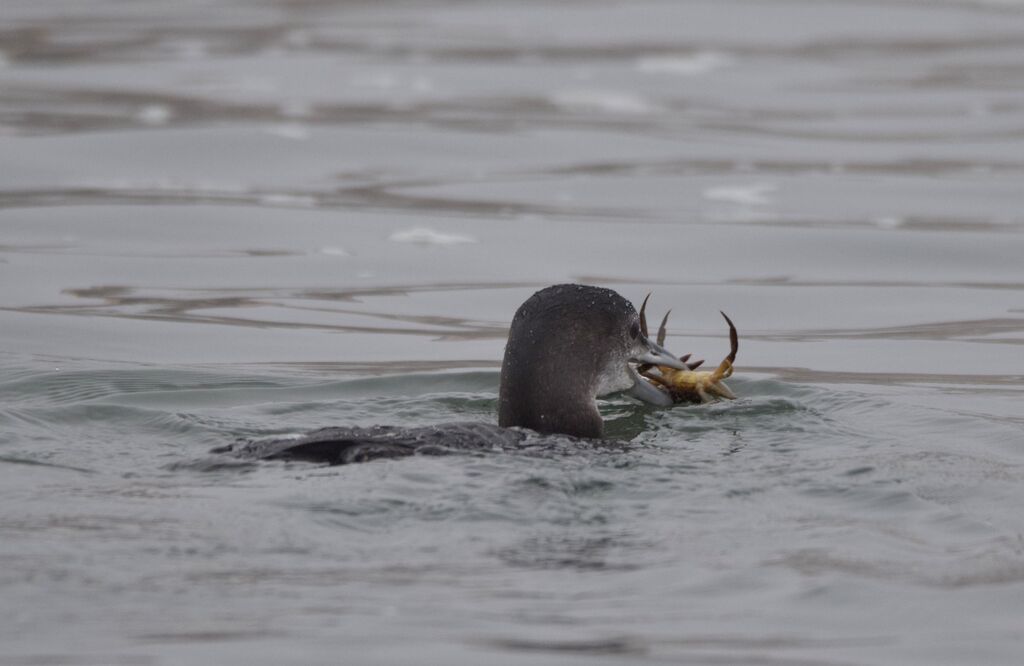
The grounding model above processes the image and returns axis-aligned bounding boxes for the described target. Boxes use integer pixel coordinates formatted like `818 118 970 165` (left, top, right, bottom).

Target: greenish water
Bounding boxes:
2 0 1024 664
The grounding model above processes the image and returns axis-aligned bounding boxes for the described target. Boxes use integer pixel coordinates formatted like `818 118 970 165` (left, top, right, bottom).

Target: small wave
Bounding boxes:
264 123 309 140
0 367 288 407
0 455 94 474
635 51 732 76
388 227 477 245
258 192 317 207
134 104 173 126
549 90 659 115
703 183 777 206
164 455 259 473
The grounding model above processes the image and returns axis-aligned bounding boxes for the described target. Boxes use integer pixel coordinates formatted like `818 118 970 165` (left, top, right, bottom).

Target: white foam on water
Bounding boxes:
549 90 659 115
320 246 349 257
135 104 173 126
636 51 732 76
873 215 905 229
258 193 317 207
388 227 477 245
265 123 310 140
703 183 777 206
351 73 435 94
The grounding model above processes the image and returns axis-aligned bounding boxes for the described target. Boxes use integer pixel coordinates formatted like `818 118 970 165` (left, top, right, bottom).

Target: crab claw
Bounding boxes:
704 313 739 385
637 294 681 372
721 311 738 364
657 310 671 347
639 293 651 338
656 314 706 371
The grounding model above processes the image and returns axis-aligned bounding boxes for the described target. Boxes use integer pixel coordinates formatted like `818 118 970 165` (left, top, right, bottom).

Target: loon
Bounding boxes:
224 284 694 464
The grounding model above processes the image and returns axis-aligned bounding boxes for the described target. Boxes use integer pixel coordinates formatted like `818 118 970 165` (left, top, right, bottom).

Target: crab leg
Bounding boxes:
638 293 651 339
721 311 738 365
705 381 737 400
656 310 671 347
654 310 703 371
706 313 738 383
636 294 653 374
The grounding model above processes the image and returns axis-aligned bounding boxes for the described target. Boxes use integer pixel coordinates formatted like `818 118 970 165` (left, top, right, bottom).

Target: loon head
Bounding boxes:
497 284 690 439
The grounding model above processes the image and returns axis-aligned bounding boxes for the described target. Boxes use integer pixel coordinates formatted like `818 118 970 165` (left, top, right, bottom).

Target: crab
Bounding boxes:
636 295 738 404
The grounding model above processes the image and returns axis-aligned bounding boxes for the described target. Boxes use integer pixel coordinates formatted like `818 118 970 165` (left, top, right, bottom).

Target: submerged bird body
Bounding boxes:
224 284 691 464
227 423 533 464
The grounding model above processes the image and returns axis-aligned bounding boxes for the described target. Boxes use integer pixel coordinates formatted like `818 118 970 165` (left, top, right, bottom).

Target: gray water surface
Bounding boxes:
2 1 1024 664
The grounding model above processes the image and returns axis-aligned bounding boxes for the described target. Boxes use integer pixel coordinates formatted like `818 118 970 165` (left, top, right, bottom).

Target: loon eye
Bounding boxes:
629 321 640 339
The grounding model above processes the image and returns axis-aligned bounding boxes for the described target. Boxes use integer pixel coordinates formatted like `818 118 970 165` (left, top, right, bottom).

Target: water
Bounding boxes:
2 0 1024 663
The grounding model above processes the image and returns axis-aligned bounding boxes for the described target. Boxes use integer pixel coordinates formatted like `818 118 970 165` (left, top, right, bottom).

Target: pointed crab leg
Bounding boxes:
707 312 738 383
656 310 704 371
638 293 651 339
705 381 737 400
722 311 738 365
656 310 671 347
636 294 656 375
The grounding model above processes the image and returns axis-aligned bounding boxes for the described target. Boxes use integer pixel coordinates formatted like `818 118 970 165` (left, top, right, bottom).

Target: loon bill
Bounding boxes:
220 284 699 465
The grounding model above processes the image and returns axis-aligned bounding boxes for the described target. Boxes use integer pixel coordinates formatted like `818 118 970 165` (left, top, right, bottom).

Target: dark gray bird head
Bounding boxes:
497 284 691 439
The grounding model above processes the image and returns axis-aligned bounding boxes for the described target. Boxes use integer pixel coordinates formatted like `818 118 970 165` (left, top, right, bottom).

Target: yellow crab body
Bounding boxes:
646 360 736 404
